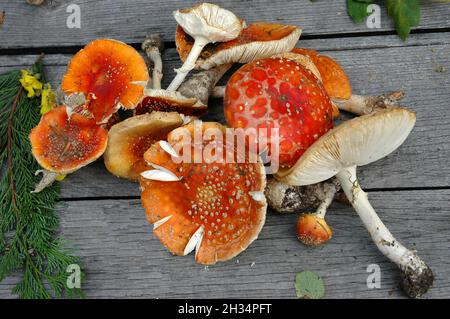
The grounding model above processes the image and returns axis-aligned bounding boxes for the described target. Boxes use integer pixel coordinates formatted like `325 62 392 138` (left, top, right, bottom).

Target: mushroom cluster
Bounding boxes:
28 2 432 297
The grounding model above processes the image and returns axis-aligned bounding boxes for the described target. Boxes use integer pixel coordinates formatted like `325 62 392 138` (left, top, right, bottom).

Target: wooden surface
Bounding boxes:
0 0 449 299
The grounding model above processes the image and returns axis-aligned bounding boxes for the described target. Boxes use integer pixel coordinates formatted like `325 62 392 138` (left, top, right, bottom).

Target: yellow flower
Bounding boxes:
55 174 66 181
19 70 43 98
40 83 57 114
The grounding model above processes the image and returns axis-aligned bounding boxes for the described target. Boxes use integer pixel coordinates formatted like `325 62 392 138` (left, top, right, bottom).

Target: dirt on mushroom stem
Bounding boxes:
142 34 165 89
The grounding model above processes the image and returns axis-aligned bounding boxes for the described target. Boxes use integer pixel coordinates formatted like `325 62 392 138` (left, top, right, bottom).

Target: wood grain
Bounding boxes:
1 189 449 298
0 35 448 198
0 0 449 49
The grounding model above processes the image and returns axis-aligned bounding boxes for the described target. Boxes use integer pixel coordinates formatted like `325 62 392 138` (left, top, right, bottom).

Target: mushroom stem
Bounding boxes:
332 91 405 116
336 165 433 298
31 170 60 194
315 182 336 218
178 63 232 106
167 37 209 91
142 34 165 89
265 178 340 214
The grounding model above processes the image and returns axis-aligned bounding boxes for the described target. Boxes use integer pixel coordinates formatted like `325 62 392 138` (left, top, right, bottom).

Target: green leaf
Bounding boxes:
347 0 374 23
386 0 421 41
295 270 325 299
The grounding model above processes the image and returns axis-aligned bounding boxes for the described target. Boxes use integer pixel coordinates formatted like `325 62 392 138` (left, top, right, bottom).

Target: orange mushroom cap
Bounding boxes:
62 39 149 124
296 213 332 247
29 106 108 174
139 121 267 264
291 48 352 101
176 22 301 69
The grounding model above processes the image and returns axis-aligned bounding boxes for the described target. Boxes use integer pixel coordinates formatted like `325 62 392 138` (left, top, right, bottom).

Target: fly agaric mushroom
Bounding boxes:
61 39 149 124
224 54 334 169
29 106 108 192
139 121 267 264
167 3 243 91
276 107 433 298
296 213 332 247
104 111 183 181
142 34 165 89
176 22 302 71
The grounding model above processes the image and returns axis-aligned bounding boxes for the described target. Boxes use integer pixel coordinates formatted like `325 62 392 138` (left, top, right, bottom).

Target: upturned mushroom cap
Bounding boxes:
176 22 301 70
139 121 267 265
292 48 352 100
134 89 206 116
61 39 149 124
29 106 108 174
104 111 183 181
174 2 243 43
276 108 416 186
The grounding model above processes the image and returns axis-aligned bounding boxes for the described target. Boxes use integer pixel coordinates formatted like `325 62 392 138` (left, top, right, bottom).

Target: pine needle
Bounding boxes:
0 56 84 299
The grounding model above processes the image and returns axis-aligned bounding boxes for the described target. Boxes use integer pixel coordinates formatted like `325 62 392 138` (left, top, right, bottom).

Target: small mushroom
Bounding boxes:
276 108 433 298
296 213 332 247
62 39 149 124
224 54 334 168
167 3 243 91
176 22 301 71
104 111 183 181
29 106 108 192
266 178 339 247
142 34 165 89
139 121 267 264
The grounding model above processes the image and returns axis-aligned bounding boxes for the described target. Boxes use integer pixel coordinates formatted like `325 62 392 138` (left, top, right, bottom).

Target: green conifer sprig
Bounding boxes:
0 57 84 299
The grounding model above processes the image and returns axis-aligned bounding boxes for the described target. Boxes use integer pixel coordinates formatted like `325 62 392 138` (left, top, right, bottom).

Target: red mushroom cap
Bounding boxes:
29 106 108 174
224 56 334 169
296 213 332 246
139 122 267 264
62 39 149 124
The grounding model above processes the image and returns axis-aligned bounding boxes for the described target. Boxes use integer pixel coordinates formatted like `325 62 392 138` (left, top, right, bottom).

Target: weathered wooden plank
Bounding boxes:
1 36 448 198
0 0 449 49
0 189 449 298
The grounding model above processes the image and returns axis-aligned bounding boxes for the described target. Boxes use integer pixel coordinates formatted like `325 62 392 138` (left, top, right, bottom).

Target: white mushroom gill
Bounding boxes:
153 215 172 230
140 169 180 181
159 140 180 158
184 226 205 256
